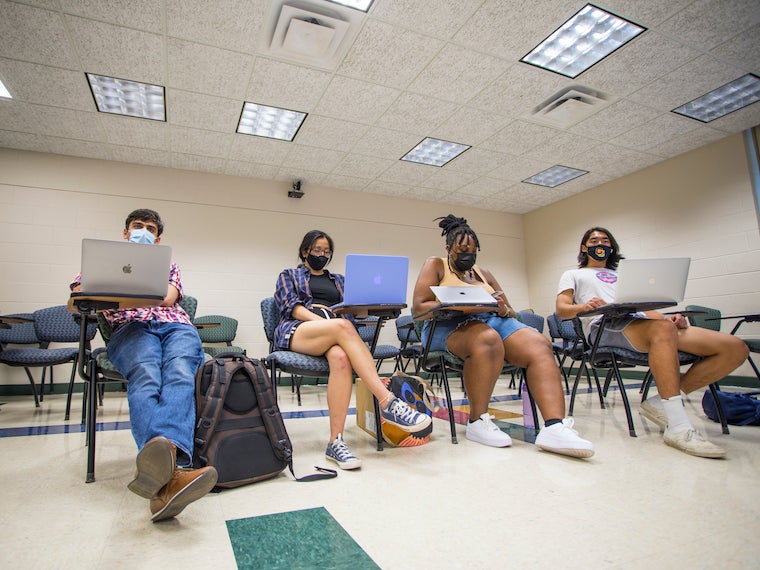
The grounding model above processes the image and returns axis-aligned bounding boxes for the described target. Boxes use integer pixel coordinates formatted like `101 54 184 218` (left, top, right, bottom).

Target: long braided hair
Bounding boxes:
435 214 480 251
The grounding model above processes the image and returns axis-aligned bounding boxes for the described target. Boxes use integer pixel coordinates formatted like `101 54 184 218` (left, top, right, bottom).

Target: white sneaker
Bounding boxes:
325 434 362 470
640 399 668 430
663 428 726 459
535 418 595 458
465 413 512 447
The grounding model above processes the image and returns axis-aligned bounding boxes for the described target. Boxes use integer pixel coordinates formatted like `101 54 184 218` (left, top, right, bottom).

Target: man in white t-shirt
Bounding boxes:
556 227 748 459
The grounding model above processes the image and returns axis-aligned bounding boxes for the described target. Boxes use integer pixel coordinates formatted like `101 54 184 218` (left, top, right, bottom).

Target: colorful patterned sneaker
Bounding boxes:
381 396 432 433
465 413 512 447
535 418 595 458
640 399 668 430
325 434 362 470
663 428 726 458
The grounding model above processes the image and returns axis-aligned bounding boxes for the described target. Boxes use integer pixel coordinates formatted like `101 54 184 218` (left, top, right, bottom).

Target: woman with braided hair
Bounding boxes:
412 215 594 458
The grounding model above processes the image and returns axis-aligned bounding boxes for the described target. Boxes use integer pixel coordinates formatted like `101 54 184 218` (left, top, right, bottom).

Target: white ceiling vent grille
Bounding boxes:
262 1 366 70
529 85 613 128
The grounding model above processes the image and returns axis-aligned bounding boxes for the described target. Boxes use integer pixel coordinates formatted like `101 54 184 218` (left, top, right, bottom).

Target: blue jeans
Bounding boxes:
108 321 204 467
422 313 529 353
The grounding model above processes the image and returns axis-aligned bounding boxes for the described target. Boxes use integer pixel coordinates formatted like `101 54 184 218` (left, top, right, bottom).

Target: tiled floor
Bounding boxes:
1 377 758 569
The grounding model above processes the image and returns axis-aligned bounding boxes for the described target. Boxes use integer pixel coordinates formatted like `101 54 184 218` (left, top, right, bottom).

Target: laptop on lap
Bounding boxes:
331 254 409 310
75 238 171 299
430 285 499 307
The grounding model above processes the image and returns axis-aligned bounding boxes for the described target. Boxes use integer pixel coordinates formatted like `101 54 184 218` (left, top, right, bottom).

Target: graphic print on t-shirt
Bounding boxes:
595 271 617 284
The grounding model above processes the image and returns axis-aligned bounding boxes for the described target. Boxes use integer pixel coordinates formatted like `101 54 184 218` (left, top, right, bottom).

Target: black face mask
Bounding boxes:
307 254 329 271
452 252 476 272
586 244 613 261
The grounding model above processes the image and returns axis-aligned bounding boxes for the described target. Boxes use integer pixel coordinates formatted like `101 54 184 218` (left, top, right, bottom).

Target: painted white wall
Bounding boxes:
524 132 760 377
0 148 525 386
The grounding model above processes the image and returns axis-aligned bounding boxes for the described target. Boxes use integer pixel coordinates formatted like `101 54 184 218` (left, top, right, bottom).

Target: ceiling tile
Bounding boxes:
282 144 345 173
375 92 458 134
377 160 436 186
431 107 512 147
573 143 661 177
332 153 394 178
522 131 602 163
66 15 164 84
228 134 291 165
646 125 727 158
0 3 78 68
487 155 554 184
0 129 51 153
165 0 268 54
569 99 662 141
224 160 279 180
419 169 478 192
61 0 162 33
274 168 327 186
44 135 114 161
577 31 701 97
337 19 443 89
313 75 399 124
246 58 333 111
710 23 760 73
362 179 411 197
453 0 580 61
407 44 507 103
458 176 513 197
445 147 508 175
169 126 232 158
657 0 760 51
321 173 371 191
167 38 253 99
403 186 451 202
168 89 242 132
470 63 568 119
295 115 369 153
481 120 557 156
99 114 168 149
352 126 421 160
370 0 481 40
609 113 699 152
627 54 746 112
600 0 695 25
0 59 92 110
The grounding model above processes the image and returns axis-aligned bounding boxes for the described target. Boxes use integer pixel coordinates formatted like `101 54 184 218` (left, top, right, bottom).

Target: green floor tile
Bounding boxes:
227 507 380 570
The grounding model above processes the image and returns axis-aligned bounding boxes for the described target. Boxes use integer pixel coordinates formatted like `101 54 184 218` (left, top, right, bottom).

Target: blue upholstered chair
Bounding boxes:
260 296 330 406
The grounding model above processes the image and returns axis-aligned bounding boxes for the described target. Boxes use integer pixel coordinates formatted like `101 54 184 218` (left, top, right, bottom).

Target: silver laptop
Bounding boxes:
430 285 499 306
613 257 691 303
78 238 171 297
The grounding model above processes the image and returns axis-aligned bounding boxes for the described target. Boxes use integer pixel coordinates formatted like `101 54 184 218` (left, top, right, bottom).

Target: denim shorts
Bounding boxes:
421 313 529 353
588 313 647 352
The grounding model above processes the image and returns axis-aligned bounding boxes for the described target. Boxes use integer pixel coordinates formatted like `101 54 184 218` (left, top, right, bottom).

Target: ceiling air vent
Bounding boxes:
529 85 613 128
262 1 366 70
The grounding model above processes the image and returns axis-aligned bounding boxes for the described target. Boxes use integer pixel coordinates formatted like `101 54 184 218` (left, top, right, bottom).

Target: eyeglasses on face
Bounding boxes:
309 248 332 256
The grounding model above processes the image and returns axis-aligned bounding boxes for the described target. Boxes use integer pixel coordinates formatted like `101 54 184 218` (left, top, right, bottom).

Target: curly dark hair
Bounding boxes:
435 214 480 251
125 208 164 236
297 229 334 264
577 226 624 270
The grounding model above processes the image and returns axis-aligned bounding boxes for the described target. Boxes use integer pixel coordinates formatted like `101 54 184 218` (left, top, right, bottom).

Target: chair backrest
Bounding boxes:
33 305 96 343
260 297 279 345
395 314 420 344
179 295 198 321
517 311 545 334
547 313 562 340
355 316 379 343
0 313 39 346
685 304 721 332
195 315 238 344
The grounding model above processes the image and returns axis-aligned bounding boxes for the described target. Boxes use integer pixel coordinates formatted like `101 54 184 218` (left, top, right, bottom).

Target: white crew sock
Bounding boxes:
661 395 692 433
646 394 664 409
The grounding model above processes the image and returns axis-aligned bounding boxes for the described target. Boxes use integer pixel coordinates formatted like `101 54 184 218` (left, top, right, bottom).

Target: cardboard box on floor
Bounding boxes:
355 378 378 439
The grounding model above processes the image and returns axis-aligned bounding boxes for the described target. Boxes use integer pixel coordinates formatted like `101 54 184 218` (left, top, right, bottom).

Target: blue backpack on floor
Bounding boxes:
702 390 760 426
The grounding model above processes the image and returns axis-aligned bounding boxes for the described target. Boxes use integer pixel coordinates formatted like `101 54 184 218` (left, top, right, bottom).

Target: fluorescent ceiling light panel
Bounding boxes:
672 74 760 123
0 79 11 99
325 0 374 12
520 4 645 78
401 137 470 167
86 73 165 121
523 165 588 188
236 102 306 141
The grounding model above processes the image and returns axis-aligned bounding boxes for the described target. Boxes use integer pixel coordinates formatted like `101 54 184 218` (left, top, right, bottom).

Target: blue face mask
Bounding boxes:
128 228 156 245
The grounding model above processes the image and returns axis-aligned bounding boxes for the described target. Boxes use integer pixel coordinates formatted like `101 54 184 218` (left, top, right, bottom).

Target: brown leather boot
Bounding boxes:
150 466 218 522
128 436 176 499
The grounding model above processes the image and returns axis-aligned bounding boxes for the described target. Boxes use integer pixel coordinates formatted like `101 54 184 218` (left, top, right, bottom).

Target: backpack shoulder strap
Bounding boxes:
194 357 237 460
246 356 337 482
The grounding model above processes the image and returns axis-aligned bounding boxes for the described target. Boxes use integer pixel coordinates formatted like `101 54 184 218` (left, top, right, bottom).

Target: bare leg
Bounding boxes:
503 328 565 422
324 345 352 439
290 318 394 404
676 327 749 393
446 321 504 420
623 319 681 399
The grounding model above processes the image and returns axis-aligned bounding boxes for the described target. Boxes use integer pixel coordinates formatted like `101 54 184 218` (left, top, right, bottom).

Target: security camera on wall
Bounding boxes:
288 180 304 199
